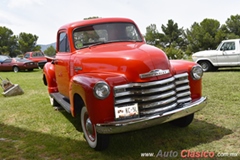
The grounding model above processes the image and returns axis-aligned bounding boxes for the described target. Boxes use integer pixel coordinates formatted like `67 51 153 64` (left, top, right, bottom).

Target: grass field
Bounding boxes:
0 69 239 159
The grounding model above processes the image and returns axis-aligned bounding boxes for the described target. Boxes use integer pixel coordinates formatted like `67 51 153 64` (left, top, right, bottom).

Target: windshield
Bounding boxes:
73 22 143 49
0 55 9 62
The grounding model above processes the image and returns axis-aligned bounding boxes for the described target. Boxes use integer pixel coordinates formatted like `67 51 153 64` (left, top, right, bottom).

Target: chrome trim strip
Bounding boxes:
114 77 175 91
177 97 192 103
115 83 175 97
140 103 178 115
175 79 189 85
140 97 177 109
174 73 188 79
176 86 190 92
114 90 176 105
177 91 191 97
139 69 170 79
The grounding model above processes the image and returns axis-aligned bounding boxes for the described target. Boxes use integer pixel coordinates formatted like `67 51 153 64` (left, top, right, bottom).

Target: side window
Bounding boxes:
35 52 43 57
59 32 69 52
220 42 235 51
32 52 37 57
24 53 30 58
3 59 12 63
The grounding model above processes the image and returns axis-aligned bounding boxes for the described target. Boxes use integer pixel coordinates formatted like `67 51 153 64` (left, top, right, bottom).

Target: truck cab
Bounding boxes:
24 51 46 63
43 17 207 150
192 39 240 71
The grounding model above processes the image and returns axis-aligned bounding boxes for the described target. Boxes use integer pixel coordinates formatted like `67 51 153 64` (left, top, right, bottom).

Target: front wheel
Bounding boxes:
170 113 194 127
198 61 214 72
81 106 109 151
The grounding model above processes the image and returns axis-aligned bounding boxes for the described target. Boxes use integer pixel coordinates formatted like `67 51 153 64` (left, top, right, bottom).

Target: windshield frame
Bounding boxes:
72 22 143 49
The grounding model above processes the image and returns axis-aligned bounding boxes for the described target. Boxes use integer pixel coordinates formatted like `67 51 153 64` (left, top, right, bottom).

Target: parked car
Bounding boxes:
0 55 10 63
192 39 240 71
0 58 38 72
24 51 47 63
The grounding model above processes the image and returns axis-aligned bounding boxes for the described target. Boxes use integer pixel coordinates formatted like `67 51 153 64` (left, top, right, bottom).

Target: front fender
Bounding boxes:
192 50 219 64
194 58 215 66
43 62 58 93
69 73 128 124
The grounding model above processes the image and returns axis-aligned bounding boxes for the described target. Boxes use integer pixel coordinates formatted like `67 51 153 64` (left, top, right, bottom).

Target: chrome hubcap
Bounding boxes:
85 117 94 140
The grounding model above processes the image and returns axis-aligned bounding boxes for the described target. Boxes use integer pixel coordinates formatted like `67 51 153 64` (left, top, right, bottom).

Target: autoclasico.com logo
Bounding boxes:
140 149 239 158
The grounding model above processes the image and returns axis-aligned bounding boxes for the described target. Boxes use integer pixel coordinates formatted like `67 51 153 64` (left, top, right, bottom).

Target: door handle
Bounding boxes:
74 67 82 72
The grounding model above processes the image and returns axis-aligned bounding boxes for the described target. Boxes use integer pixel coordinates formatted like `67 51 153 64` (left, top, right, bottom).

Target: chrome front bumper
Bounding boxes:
96 97 207 134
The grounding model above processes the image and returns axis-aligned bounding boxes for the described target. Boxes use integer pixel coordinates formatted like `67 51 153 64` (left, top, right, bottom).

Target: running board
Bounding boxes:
50 93 71 113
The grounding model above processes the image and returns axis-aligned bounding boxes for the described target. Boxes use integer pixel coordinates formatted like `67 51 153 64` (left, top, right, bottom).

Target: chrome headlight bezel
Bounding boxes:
191 65 203 80
93 81 110 99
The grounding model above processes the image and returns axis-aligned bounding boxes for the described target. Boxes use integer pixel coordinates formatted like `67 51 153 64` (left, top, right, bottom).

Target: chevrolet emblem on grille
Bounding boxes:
140 69 170 79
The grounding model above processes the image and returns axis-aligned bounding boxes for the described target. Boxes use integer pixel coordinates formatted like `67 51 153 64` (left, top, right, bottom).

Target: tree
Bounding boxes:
145 24 162 45
160 19 186 49
0 26 18 57
186 18 224 54
145 21 187 59
18 32 41 53
44 46 56 56
159 20 187 59
221 14 240 39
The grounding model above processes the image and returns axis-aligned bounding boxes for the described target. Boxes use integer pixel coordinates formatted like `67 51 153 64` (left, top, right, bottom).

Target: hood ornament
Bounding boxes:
140 69 170 79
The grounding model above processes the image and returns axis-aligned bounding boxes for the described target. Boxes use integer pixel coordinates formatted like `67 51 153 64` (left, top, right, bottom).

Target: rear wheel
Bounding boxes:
170 114 194 127
13 66 19 72
81 106 109 150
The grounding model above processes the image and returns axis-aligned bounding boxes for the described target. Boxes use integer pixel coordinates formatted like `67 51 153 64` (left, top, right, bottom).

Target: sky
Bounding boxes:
0 0 240 45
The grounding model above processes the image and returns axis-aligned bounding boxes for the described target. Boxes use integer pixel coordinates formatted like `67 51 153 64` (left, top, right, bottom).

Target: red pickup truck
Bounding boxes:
43 17 207 150
24 51 46 62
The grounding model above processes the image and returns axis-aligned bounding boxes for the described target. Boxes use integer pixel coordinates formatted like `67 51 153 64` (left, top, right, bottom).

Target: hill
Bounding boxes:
38 42 56 52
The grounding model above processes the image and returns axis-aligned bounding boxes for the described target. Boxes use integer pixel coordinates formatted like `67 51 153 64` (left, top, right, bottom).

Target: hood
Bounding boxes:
192 50 220 57
74 43 172 82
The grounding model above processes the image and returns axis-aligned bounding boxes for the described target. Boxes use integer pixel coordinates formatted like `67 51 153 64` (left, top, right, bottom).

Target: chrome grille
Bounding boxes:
114 73 191 117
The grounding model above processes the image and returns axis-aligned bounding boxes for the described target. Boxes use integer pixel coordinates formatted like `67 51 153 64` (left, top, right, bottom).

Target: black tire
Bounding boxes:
13 66 19 72
170 113 194 127
198 61 214 72
81 106 109 151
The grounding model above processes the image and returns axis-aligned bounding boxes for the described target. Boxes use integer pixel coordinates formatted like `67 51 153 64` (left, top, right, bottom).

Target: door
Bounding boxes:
54 31 71 97
217 41 240 66
0 59 13 71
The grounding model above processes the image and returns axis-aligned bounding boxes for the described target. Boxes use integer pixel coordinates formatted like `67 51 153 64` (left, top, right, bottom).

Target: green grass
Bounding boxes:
0 69 239 159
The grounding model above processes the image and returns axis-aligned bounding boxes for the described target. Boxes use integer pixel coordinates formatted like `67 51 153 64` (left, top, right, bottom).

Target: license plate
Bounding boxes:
115 103 139 119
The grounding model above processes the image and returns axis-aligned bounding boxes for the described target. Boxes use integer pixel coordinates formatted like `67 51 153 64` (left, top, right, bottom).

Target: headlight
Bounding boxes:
191 65 203 80
93 81 110 99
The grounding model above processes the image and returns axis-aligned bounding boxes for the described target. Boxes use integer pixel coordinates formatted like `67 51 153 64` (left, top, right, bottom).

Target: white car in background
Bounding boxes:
192 39 240 71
